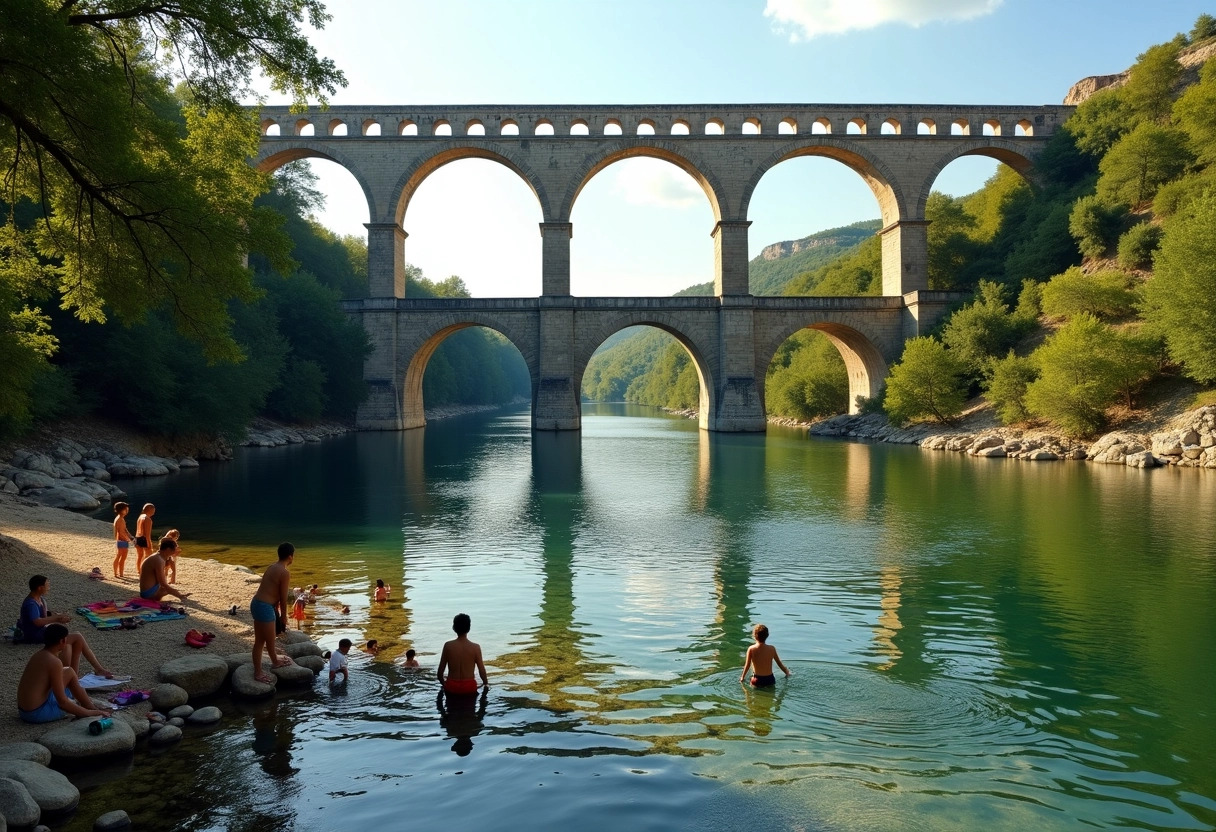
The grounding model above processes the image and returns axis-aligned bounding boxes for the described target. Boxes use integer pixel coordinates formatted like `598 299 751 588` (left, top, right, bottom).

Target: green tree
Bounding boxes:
1068 90 1137 158
1041 267 1138 319
883 336 967 425
1173 59 1216 165
765 330 848 421
1192 13 1216 41
1123 42 1183 122
925 191 979 290
1141 189 1216 382
984 352 1038 424
940 281 1029 377
1116 222 1163 270
1068 195 1127 258
1097 123 1193 208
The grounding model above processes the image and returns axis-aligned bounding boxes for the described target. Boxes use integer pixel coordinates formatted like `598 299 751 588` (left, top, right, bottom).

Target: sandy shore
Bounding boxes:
0 492 266 742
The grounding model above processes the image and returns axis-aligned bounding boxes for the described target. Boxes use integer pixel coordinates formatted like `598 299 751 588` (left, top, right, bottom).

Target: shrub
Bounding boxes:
984 352 1039 425
1116 223 1163 270
883 337 968 426
1068 195 1126 259
1041 267 1138 320
940 281 1030 377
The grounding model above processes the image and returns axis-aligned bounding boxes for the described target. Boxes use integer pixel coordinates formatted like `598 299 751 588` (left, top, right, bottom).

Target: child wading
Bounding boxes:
741 623 790 687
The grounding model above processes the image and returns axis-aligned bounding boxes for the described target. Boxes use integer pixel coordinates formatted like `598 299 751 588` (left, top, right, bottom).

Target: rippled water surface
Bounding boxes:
70 405 1216 831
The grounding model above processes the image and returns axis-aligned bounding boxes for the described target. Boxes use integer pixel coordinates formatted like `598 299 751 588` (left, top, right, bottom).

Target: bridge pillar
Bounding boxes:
533 302 581 431
709 300 766 432
540 222 572 296
354 299 405 430
712 220 752 297
880 219 929 296
365 222 406 298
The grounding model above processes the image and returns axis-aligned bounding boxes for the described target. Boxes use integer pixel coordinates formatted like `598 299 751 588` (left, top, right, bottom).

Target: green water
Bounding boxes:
69 404 1216 831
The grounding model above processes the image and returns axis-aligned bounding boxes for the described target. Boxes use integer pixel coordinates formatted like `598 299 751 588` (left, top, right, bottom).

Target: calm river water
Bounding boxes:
68 404 1216 831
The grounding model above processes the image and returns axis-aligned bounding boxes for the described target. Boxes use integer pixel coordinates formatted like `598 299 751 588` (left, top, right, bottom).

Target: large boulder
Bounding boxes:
11 470 55 491
17 452 57 476
282 641 323 659
0 744 52 766
295 655 325 674
157 655 229 698
0 760 79 813
1125 450 1160 469
52 461 84 478
107 457 170 478
149 684 189 711
280 631 313 645
271 660 315 687
0 776 40 828
223 652 252 672
111 710 149 740
38 718 136 759
231 664 277 699
27 487 101 511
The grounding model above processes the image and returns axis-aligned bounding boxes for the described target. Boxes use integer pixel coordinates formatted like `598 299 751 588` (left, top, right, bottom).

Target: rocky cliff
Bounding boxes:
1065 38 1216 104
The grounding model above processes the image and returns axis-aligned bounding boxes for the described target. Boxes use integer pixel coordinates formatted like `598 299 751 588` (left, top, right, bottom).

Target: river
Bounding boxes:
69 403 1216 831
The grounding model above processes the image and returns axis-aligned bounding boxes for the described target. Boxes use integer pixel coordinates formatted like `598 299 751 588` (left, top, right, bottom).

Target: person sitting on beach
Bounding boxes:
740 623 790 688
437 613 488 695
162 529 182 584
17 624 113 724
251 543 296 684
17 575 116 678
374 579 390 602
112 501 133 578
329 638 351 683
404 648 420 668
134 503 155 571
139 539 190 603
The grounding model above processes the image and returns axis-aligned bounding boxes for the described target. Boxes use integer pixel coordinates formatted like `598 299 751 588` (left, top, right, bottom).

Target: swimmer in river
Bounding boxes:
740 623 789 687
437 613 487 695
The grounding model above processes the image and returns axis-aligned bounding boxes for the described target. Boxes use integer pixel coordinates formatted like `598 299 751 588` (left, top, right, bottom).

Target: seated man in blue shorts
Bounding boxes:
17 624 112 724
18 575 116 679
138 539 190 603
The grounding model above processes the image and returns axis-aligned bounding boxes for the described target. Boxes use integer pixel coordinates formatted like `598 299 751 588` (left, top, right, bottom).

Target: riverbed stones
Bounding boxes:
974 445 1006 458
27 486 101 511
187 706 222 726
94 809 132 831
157 655 228 698
0 776 41 828
111 711 149 740
37 718 136 759
167 718 185 728
107 456 172 477
280 630 312 645
295 655 325 674
231 664 277 699
11 470 55 490
0 744 52 766
167 705 194 720
271 660 315 687
223 652 253 671
282 641 323 659
0 760 79 814
149 683 189 711
147 725 182 747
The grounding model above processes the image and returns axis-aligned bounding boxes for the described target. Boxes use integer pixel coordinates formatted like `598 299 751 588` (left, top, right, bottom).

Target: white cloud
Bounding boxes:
610 159 703 209
764 0 1003 41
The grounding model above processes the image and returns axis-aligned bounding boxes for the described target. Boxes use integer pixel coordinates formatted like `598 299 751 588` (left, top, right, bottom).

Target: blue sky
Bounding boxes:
279 0 1210 297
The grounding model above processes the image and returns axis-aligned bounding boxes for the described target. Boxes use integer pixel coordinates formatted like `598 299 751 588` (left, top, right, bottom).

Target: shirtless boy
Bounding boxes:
437 613 488 695
251 543 296 684
19 575 115 678
740 623 790 687
138 539 190 603
134 503 155 570
112 502 133 578
17 624 112 723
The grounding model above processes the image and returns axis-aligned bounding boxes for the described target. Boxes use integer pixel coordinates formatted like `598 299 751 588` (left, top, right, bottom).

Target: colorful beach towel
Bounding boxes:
75 598 186 630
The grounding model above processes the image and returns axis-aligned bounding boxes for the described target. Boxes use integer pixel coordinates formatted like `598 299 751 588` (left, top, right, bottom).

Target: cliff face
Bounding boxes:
1064 39 1216 104
759 234 858 261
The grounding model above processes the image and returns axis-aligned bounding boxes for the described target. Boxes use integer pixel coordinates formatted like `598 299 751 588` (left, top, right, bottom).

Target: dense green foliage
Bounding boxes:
1040 267 1138 320
1117 222 1163 270
765 331 849 420
750 221 880 295
884 337 967 425
581 327 700 410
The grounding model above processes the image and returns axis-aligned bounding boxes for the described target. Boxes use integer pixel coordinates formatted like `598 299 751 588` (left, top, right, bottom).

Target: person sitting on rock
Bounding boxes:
17 623 113 723
139 539 190 603
18 575 116 678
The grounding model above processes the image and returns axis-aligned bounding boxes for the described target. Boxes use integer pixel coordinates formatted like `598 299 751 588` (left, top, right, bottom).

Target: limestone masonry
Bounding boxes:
255 103 1071 432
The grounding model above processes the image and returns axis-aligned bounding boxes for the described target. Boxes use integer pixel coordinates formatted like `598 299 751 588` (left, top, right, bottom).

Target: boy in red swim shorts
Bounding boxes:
741 623 790 687
437 613 488 695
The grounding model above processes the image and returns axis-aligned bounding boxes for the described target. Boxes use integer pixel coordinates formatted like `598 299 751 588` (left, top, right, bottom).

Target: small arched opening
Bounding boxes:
671 120 691 135
811 117 831 135
779 118 798 135
637 120 657 136
742 118 762 135
761 322 887 417
535 119 555 136
846 118 867 135
328 119 349 136
917 119 936 135
705 119 725 135
362 119 382 136
1015 119 1034 137
982 120 1001 137
604 119 624 136
881 118 901 135
570 120 590 136
399 120 418 136
501 120 520 136
261 119 281 136
295 119 315 137
950 119 970 136
466 120 486 136
433 120 453 137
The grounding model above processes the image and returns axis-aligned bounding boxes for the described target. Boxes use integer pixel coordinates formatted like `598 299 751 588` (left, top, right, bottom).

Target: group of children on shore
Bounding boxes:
111 502 190 605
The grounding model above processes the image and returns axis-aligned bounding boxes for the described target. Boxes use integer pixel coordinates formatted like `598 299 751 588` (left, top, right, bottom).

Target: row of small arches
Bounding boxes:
262 116 1037 138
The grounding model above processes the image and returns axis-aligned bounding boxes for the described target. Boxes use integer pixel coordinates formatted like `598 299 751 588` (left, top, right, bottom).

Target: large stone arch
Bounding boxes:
739 139 906 226
390 144 551 226
254 144 379 221
398 312 539 429
574 312 718 430
558 142 725 222
915 140 1039 216
755 317 890 415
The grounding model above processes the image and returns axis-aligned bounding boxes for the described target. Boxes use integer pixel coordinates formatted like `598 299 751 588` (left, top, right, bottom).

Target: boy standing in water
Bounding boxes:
134 503 155 571
437 613 488 695
741 623 790 687
251 543 296 684
112 502 133 578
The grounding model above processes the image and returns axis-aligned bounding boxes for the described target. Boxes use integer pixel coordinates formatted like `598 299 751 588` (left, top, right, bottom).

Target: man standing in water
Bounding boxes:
251 542 296 684
437 613 488 695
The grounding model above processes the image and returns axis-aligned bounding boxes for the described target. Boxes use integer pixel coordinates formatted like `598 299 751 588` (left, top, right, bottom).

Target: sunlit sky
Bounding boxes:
267 0 1208 297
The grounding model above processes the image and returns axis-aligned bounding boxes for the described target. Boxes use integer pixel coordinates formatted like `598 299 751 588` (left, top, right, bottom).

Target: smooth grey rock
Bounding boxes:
38 717 136 759
147 725 182 747
969 435 1004 453
157 655 228 698
1 479 17 494
167 705 194 720
1025 449 1059 461
974 445 1007 458
64 477 112 500
80 459 107 471
280 630 312 645
178 457 199 468
282 641 323 659
1182 444 1205 460
84 467 112 482
94 809 131 831
19 453 56 476
0 744 52 766
0 760 79 813
223 652 253 671
0 776 40 828
108 457 170 477
147 722 163 734
28 486 100 511
167 718 185 728
230 664 277 699
295 655 325 674
187 706 222 725
271 660 315 687
111 711 149 740
1125 450 1159 469
149 684 188 711
52 461 84 478
12 470 55 490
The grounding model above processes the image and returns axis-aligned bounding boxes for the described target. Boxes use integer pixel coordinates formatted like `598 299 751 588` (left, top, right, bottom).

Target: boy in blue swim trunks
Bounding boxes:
17 624 112 724
139 538 190 602
741 623 790 688
251 543 296 684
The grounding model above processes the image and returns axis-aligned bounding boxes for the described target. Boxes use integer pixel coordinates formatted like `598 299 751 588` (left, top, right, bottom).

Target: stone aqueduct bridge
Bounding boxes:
255 103 1073 432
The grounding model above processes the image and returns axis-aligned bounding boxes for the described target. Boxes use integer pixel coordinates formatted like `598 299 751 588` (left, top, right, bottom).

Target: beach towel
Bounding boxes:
75 598 186 630
77 673 133 690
